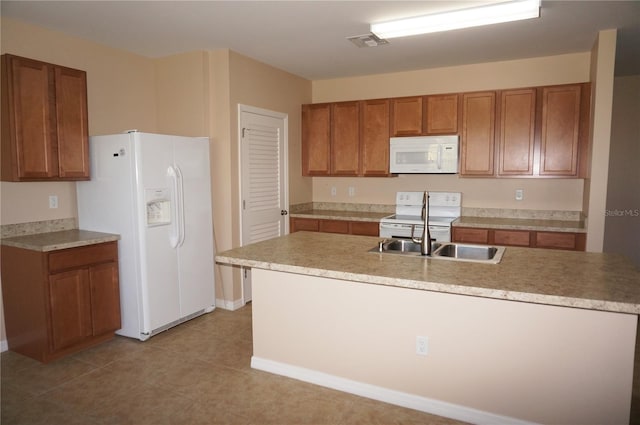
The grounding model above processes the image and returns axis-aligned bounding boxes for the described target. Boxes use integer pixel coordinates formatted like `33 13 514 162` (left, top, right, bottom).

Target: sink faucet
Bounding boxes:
411 191 432 256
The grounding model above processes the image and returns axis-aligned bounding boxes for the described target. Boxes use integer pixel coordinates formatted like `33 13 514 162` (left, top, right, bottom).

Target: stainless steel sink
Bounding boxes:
432 243 505 263
370 239 505 264
370 239 440 256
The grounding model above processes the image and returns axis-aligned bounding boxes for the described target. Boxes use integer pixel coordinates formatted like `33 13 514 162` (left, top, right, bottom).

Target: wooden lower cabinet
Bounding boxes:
291 217 379 236
453 226 585 251
1 241 121 362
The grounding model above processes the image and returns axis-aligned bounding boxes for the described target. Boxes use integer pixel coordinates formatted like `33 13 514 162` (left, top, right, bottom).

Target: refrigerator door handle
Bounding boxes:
175 165 186 247
168 165 185 248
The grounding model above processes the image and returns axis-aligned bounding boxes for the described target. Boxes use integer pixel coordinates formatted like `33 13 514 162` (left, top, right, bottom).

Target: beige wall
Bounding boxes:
0 17 157 227
585 30 617 252
605 75 640 267
253 268 635 424
217 51 311 303
1 17 159 347
311 53 592 212
0 17 314 320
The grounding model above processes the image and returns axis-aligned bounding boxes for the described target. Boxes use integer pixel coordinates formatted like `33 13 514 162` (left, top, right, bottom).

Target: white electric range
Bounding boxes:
379 191 461 243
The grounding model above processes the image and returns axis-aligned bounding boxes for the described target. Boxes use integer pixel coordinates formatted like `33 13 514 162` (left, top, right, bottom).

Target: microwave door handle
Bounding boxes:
437 146 442 170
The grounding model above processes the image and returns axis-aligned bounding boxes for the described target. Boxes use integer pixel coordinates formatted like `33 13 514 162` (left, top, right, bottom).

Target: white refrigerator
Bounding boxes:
77 131 215 340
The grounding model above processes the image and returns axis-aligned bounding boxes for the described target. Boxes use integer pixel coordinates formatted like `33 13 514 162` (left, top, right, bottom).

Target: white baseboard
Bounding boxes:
215 297 245 311
1 339 8 352
251 356 538 425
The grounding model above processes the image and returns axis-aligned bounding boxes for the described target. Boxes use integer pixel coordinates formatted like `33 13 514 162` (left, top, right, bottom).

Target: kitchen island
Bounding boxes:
216 231 640 424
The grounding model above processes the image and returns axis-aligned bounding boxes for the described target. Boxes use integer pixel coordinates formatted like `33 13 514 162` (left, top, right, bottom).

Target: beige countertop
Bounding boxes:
1 229 120 252
216 231 640 315
454 216 586 233
290 209 585 233
290 209 390 222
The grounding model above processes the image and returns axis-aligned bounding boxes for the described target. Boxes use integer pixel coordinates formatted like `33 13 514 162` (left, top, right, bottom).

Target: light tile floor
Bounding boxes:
1 304 468 425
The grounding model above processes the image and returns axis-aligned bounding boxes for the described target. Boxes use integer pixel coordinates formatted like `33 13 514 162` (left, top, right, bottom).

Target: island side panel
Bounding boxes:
251 268 635 425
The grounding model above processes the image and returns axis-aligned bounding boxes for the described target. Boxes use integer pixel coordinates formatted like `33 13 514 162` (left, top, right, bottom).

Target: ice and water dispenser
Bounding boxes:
145 188 171 226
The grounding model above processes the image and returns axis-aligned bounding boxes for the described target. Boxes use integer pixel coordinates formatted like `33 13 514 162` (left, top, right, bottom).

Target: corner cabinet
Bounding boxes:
1 242 121 363
1 54 90 181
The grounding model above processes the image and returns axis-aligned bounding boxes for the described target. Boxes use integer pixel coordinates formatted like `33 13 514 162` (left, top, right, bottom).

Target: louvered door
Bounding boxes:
240 108 288 245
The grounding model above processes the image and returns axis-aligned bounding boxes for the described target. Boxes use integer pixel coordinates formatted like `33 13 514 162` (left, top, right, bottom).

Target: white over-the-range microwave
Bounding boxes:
389 135 459 174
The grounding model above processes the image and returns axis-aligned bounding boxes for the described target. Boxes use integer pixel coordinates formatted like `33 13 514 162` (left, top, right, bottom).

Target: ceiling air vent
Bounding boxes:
347 33 389 48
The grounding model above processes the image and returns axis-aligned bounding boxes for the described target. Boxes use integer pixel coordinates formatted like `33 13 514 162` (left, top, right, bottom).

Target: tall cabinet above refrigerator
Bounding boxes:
77 131 215 340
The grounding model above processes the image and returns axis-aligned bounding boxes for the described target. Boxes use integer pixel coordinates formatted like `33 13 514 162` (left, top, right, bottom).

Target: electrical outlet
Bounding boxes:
49 195 58 209
416 336 428 356
331 187 337 196
515 189 524 201
348 186 355 197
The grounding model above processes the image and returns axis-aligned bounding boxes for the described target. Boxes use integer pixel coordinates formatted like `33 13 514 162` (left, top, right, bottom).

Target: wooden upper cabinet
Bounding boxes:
460 92 496 176
1 54 89 181
425 94 458 134
302 103 331 176
54 66 89 179
360 99 391 176
498 88 536 176
331 101 360 176
391 96 423 136
539 84 582 176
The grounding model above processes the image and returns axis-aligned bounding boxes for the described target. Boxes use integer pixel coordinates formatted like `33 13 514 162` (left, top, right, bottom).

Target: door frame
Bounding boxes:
237 104 289 304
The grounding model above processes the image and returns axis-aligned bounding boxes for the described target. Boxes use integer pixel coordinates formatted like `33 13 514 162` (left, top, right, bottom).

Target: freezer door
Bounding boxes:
173 136 215 317
137 133 181 334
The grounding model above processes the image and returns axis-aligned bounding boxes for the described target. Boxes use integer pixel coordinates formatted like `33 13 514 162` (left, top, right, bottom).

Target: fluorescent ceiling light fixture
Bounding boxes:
371 0 541 39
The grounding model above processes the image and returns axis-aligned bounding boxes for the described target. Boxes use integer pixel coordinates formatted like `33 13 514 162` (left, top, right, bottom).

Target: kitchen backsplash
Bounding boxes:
462 208 583 221
1 218 77 239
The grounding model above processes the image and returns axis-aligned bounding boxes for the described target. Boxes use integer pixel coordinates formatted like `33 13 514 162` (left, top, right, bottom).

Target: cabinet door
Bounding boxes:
460 92 496 176
331 101 360 176
360 99 391 176
425 94 458 134
55 66 89 179
302 104 331 176
1 55 58 180
498 89 536 176
539 85 581 176
89 262 121 336
391 96 423 136
49 269 92 352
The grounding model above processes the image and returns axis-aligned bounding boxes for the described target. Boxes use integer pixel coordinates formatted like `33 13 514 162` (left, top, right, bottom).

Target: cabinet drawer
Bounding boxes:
319 220 350 234
535 232 584 251
291 218 319 232
49 242 118 273
350 221 379 236
494 229 531 247
453 227 490 244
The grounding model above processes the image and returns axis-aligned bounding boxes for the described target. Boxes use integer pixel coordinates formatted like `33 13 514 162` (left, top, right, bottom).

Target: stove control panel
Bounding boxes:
396 191 461 207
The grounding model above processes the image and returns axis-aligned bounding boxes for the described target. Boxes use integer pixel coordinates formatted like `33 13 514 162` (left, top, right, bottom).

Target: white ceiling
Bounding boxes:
2 1 639 80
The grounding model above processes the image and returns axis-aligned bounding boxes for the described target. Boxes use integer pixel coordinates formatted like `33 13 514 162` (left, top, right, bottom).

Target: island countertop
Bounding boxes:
215 231 640 315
